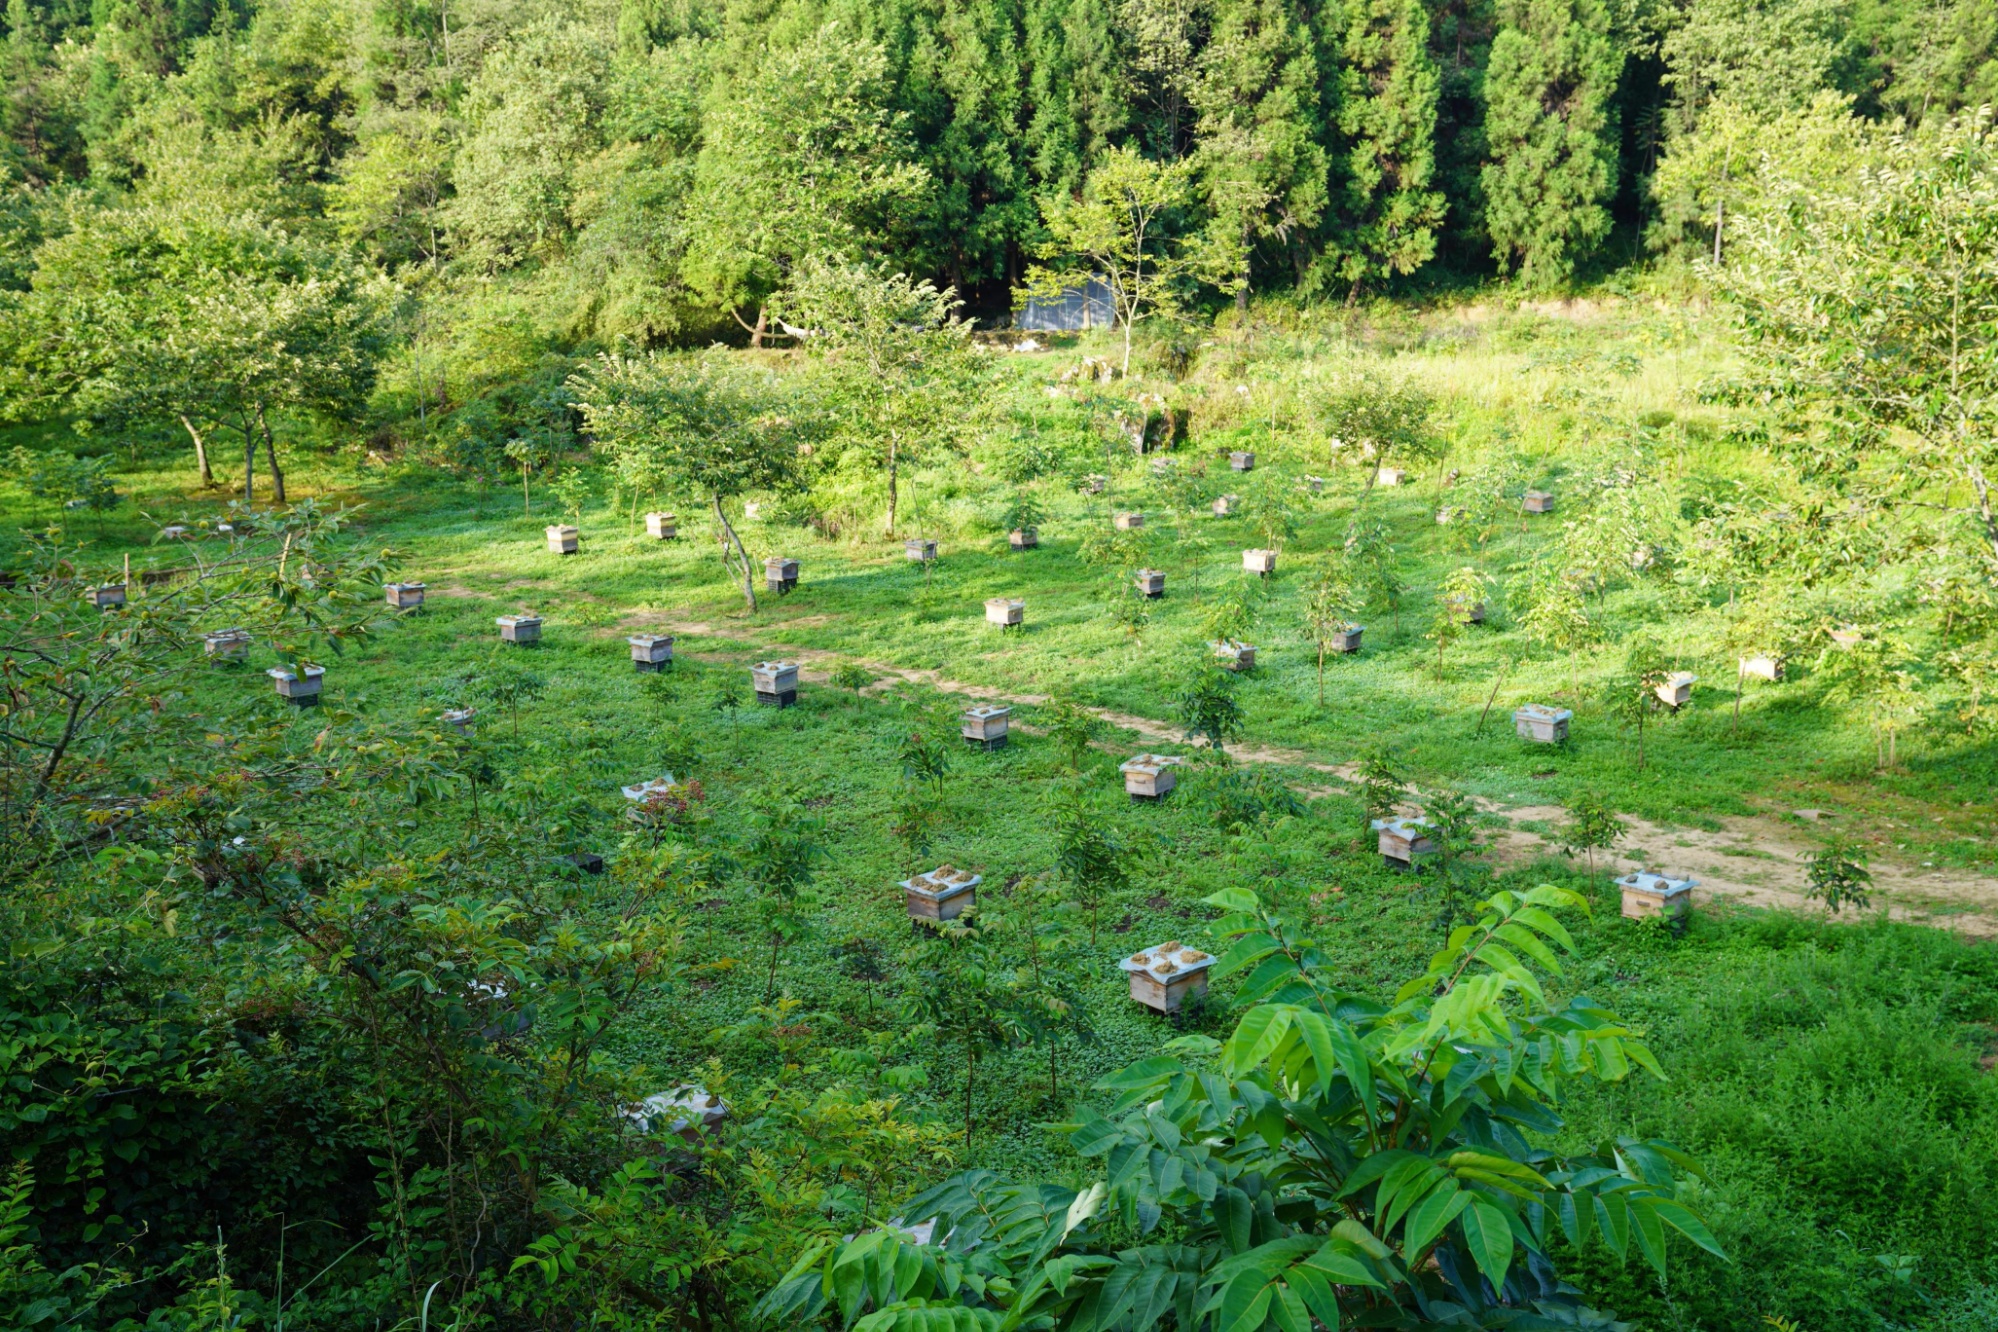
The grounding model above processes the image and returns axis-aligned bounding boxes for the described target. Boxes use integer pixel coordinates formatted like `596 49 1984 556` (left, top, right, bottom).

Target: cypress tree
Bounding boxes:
1023 0 1129 195
1480 0 1624 285
1315 0 1444 302
1190 0 1328 302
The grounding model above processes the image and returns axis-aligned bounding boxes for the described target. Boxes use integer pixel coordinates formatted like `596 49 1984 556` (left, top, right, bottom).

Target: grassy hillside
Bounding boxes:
6 299 1997 1330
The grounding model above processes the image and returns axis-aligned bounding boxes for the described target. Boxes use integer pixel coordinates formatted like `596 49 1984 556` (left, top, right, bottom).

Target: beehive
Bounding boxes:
645 512 677 540
985 597 1024 628
160 525 189 540
1513 704 1573 743
743 502 763 520
1243 548 1277 576
1301 476 1325 494
545 525 578 555
1213 494 1239 516
1120 753 1184 800
961 704 1011 749
628 634 674 671
622 775 682 805
385 581 426 610
765 557 799 593
627 1086 729 1142
1655 672 1696 709
1522 490 1555 513
1377 467 1404 486
1829 627 1863 650
89 584 127 611
905 538 938 562
751 660 799 707
203 627 252 659
1009 527 1039 550
1617 871 1696 920
269 664 325 706
1134 568 1166 598
1082 474 1106 495
1372 816 1436 869
440 708 475 736
1330 625 1364 654
496 614 542 645
1212 639 1256 671
903 864 981 923
1114 511 1145 530
1740 655 1783 682
1120 941 1215 1013
1229 450 1255 472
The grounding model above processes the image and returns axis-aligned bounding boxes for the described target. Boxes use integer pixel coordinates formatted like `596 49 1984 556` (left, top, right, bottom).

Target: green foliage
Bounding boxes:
1804 835 1873 914
1561 792 1627 895
1354 746 1406 833
1178 655 1245 750
1045 780 1130 944
1040 697 1105 772
1481 0 1625 285
764 885 1720 1332
831 661 875 699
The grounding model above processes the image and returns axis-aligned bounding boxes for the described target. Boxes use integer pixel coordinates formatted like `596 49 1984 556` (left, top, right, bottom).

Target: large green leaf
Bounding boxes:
1458 1199 1516 1289
1402 1183 1471 1255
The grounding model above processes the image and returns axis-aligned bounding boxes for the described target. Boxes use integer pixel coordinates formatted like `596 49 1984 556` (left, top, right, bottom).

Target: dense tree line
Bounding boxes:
0 0 1991 340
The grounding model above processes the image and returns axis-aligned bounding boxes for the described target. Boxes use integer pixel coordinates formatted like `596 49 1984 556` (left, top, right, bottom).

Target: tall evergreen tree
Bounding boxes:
1481 0 1624 284
1190 0 1328 303
1023 0 1128 195
1316 0 1443 302
1428 0 1497 268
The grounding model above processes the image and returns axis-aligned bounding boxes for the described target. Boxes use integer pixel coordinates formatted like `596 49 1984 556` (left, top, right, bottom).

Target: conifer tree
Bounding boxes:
1481 0 1624 284
1318 0 1444 302
1190 0 1328 303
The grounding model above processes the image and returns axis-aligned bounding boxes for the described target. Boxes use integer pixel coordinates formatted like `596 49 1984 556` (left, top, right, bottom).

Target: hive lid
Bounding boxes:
626 1084 728 1135
753 659 799 671
627 633 673 646
1371 816 1435 834
496 614 542 626
1119 941 1215 978
902 863 983 898
964 704 1011 720
1514 703 1574 722
622 775 682 801
1616 871 1696 894
1119 753 1185 774
387 581 427 591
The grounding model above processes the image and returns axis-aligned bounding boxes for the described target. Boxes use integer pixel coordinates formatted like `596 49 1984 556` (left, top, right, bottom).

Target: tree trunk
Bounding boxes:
712 494 758 611
257 406 286 503
180 415 213 486
885 437 899 537
243 425 256 505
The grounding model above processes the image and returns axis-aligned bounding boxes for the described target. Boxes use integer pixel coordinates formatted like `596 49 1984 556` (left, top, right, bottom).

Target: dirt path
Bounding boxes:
625 615 1998 936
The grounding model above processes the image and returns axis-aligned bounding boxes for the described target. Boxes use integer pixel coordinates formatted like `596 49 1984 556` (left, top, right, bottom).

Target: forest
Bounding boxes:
2 0 1998 1328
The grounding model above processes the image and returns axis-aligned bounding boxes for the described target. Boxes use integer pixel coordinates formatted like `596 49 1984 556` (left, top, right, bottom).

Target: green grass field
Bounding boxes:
10 300 1998 1330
